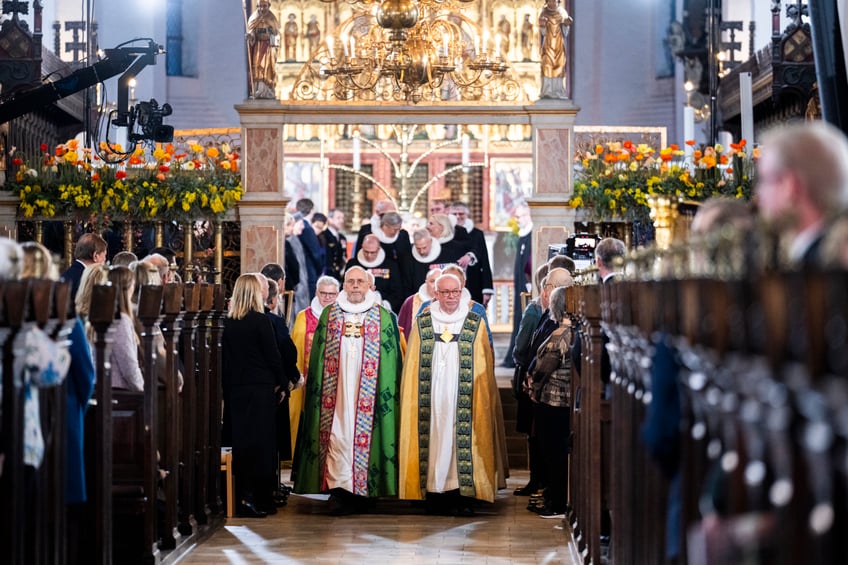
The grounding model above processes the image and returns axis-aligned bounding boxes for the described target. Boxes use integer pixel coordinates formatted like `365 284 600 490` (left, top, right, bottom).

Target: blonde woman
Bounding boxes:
107 265 144 391
222 273 285 517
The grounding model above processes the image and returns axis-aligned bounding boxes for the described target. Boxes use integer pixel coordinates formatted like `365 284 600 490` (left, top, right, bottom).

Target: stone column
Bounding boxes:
528 99 580 282
237 103 291 274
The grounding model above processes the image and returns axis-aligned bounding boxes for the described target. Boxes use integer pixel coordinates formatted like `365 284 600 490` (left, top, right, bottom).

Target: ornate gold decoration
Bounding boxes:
647 195 679 251
291 0 525 103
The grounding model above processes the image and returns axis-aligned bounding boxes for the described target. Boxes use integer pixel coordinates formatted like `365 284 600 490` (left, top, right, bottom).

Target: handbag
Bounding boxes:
529 325 571 399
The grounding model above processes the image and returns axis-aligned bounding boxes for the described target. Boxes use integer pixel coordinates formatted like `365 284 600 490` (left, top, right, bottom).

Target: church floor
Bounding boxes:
175 470 578 564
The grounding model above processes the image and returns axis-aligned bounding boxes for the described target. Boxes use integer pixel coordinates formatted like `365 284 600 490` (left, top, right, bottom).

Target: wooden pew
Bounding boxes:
0 282 31 564
178 283 200 535
87 284 118 565
158 283 184 550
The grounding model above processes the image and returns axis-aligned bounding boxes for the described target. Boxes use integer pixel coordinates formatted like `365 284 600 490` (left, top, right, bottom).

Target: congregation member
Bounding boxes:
290 275 340 451
397 267 441 340
756 120 848 267
260 263 287 317
526 282 574 519
107 265 144 392
511 263 550 497
261 276 301 479
293 266 401 515
111 251 138 267
503 203 533 367
345 233 404 312
399 272 507 516
61 233 107 298
147 247 179 283
321 209 348 282
520 267 572 510
285 214 311 318
294 198 325 298
222 273 286 518
451 202 494 305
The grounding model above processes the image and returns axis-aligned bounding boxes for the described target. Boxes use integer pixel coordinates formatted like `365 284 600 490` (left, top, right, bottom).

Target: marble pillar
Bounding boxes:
237 117 290 273
528 99 580 285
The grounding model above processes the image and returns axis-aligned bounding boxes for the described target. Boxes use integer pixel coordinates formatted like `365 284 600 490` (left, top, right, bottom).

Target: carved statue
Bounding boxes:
520 14 534 61
306 15 321 60
246 0 280 99
284 13 298 62
538 0 572 99
497 15 511 58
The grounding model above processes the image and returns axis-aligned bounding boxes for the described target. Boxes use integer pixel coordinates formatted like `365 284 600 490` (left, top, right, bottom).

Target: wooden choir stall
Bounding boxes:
0 279 228 565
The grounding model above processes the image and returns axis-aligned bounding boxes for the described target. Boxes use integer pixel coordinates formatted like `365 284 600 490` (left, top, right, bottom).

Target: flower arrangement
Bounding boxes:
569 139 758 224
7 139 243 224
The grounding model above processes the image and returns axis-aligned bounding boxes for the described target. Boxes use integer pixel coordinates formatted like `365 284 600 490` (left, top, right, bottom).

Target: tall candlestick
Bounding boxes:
739 72 754 153
461 133 470 167
327 35 334 58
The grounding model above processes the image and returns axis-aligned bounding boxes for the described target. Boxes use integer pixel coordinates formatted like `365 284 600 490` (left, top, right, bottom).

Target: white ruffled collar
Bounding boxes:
430 299 469 325
310 296 326 318
370 216 399 244
356 247 386 268
518 222 534 237
417 283 434 302
460 218 474 232
337 290 378 314
412 239 441 263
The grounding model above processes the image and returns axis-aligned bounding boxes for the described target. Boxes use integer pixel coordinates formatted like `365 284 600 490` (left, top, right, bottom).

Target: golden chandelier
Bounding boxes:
292 0 525 103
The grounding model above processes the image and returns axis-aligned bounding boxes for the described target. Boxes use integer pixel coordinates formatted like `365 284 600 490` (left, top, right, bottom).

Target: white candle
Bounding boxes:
327 35 334 58
739 72 754 153
482 30 490 53
353 133 361 171
461 133 470 167
684 106 695 160
442 35 449 57
350 35 356 58
341 34 349 57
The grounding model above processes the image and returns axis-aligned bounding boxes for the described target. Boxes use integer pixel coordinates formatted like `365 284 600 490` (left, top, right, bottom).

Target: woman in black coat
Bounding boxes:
222 273 285 517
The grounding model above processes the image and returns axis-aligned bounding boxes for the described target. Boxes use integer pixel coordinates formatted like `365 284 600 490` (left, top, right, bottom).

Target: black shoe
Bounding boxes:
514 482 539 496
537 506 566 519
328 494 356 516
237 499 268 518
273 492 289 507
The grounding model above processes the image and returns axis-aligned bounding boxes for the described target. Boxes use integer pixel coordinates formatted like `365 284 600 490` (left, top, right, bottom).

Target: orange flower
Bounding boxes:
623 140 634 150
91 172 100 181
685 140 696 146
67 139 79 151
719 154 729 165
669 144 679 151
129 156 143 166
595 144 604 155
116 170 127 180
159 165 170 172
207 147 220 159
156 173 166 181
693 150 703 160
604 153 619 163
165 143 176 155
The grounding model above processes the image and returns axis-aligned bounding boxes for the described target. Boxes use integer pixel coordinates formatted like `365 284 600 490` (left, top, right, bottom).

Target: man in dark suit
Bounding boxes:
503 204 533 368
756 121 848 267
320 209 348 283
61 233 107 299
294 198 324 299
451 202 494 306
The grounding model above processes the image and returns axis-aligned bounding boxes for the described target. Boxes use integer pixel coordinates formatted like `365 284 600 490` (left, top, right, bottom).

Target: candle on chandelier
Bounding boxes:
482 30 490 54
341 34 349 57
350 35 357 58
353 132 361 171
442 35 449 57
327 35 335 58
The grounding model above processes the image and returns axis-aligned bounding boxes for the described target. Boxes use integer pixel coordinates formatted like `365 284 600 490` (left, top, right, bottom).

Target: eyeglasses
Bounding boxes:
437 289 462 297
318 291 338 298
